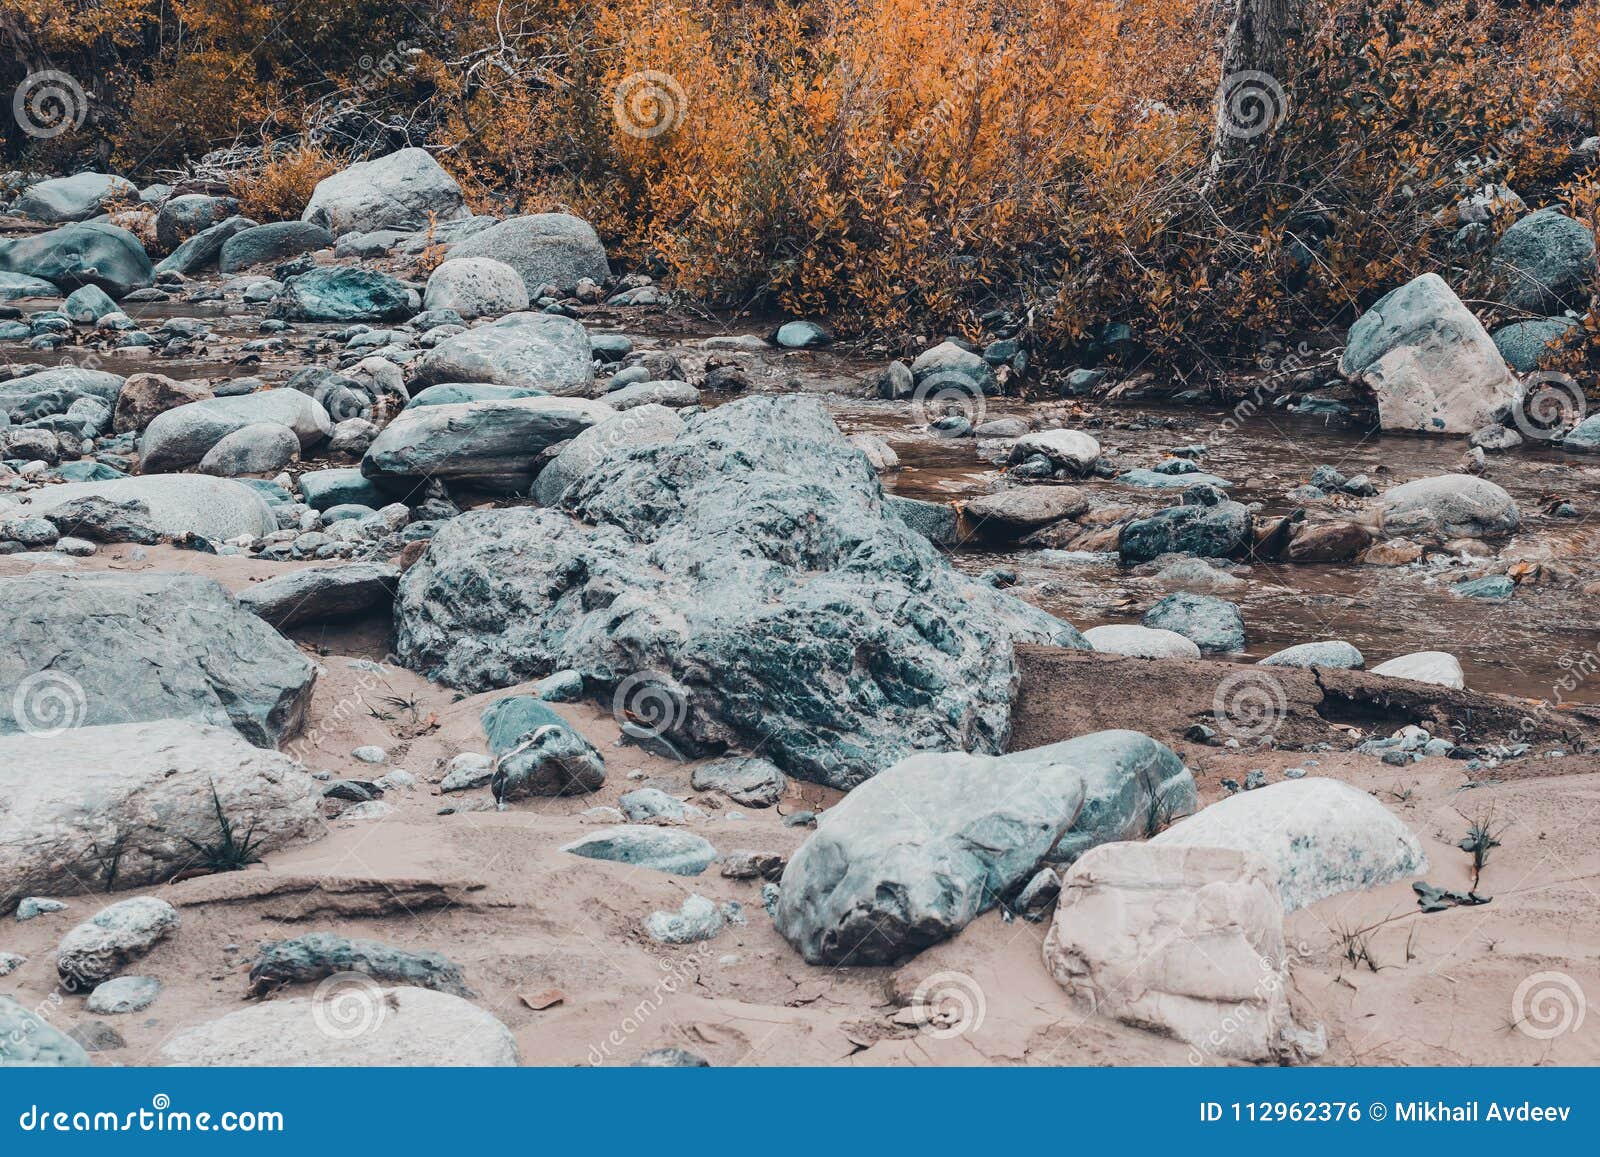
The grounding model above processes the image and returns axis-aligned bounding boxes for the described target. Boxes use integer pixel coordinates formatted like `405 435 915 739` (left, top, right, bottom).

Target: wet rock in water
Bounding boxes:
160 986 518 1066
0 572 316 747
0 222 154 298
1116 467 1232 490
1083 623 1201 660
1154 778 1427 911
302 148 469 237
1339 272 1519 435
55 896 179 988
1492 317 1580 372
155 193 240 251
532 404 682 506
218 221 333 274
239 563 399 628
85 975 162 1014
962 486 1088 541
277 267 414 322
1044 842 1313 1062
1492 208 1598 314
1284 520 1374 563
562 826 718 875
1370 651 1466 690
19 475 277 540
886 495 959 546
691 756 787 807
423 257 530 318
1379 474 1519 539
446 213 610 295
409 312 595 397
775 320 832 349
62 283 116 323
363 395 612 495
138 390 331 473
1007 429 1100 474
112 372 211 433
0 721 323 907
1560 412 1600 452
775 729 1192 964
198 421 301 476
1119 489 1252 565
0 996 90 1066
396 396 1087 788
1259 640 1364 670
247 933 470 997
645 895 726 944
481 696 605 800
155 215 257 275
1141 592 1245 653
633 1047 710 1067
13 173 137 223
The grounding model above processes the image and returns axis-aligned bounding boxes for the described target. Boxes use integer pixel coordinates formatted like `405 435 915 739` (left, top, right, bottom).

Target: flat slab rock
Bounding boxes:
159 986 518 1066
0 721 324 909
238 563 399 628
0 571 316 748
247 933 470 997
1151 777 1428 911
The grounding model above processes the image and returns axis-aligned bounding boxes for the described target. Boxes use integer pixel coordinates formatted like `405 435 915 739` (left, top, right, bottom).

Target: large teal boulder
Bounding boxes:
1492 209 1596 313
276 267 414 322
774 729 1195 964
0 222 154 299
1492 316 1579 372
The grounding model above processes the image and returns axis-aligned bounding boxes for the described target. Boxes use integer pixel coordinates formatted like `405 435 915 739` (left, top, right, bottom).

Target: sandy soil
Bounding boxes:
3 545 1596 1067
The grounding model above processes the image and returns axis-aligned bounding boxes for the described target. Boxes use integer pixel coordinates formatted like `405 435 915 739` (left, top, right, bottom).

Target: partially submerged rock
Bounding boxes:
1379 474 1519 539
1152 777 1427 911
0 222 154 298
1141 592 1245 653
0 721 324 908
1259 640 1364 670
1082 624 1201 660
1369 651 1466 690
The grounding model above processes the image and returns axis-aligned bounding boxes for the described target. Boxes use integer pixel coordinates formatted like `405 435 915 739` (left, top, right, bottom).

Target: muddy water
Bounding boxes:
7 289 1596 705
